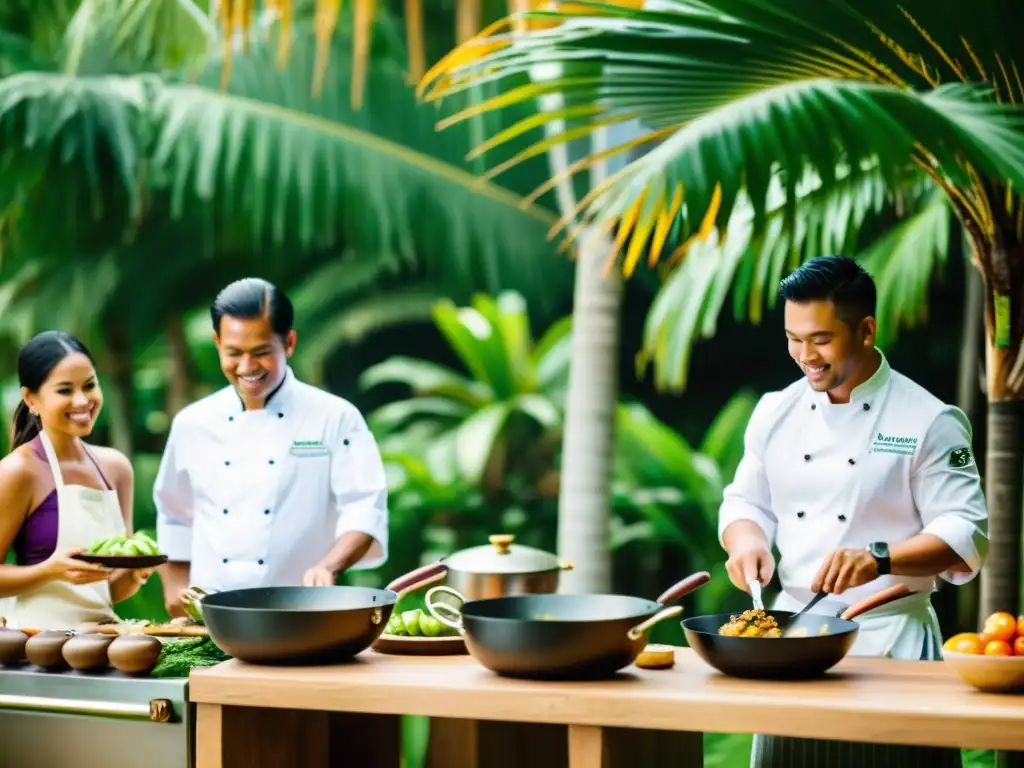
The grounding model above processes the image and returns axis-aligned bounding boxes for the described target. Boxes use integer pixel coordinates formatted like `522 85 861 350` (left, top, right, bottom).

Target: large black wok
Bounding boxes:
682 583 914 680
424 571 711 680
198 562 446 664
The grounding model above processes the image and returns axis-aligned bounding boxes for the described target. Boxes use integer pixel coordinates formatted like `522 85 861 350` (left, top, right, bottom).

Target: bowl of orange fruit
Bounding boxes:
942 611 1024 693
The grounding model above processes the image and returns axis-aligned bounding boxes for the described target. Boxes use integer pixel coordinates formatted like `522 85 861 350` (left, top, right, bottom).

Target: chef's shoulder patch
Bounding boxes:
948 446 974 469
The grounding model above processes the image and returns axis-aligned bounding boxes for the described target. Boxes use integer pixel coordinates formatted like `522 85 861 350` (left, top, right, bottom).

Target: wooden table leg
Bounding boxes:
568 725 605 768
568 725 704 768
196 704 224 768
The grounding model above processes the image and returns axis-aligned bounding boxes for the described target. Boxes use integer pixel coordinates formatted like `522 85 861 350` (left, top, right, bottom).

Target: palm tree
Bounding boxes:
418 0 1024 617
0 1 577 314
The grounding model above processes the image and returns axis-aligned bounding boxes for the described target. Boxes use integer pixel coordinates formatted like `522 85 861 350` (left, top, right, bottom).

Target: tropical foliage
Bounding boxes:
419 0 1024 619
361 291 570 491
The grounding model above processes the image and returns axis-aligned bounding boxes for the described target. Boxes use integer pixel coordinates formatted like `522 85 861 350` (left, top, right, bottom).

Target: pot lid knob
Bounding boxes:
489 534 515 554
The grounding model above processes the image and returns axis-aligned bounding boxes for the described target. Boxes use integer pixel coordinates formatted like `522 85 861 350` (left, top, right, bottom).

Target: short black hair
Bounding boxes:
778 255 876 327
210 278 295 336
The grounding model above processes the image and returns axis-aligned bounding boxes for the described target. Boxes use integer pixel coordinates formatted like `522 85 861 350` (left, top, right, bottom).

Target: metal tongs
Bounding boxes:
747 580 765 611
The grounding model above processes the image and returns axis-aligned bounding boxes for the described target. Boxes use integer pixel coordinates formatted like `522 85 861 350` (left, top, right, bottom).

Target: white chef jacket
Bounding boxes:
154 367 389 593
718 350 989 610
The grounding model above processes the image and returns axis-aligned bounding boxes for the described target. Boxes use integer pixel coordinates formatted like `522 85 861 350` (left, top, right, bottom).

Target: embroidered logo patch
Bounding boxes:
870 432 919 456
948 446 974 468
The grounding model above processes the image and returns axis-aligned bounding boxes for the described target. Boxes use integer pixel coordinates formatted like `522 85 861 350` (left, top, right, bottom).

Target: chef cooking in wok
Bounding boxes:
155 278 389 617
719 256 988 768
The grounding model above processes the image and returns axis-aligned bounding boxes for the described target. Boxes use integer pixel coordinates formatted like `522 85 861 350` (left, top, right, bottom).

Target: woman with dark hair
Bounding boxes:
0 331 149 629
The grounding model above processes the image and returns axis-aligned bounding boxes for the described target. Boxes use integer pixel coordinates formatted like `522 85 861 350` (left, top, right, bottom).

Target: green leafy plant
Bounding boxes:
360 291 571 492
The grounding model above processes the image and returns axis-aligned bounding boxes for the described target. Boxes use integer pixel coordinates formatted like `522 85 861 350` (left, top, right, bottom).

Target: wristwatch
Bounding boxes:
867 542 891 575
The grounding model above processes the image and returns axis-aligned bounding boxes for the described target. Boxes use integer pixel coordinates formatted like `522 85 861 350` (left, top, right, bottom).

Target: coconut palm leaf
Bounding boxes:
0 24 575 315
636 162 951 390
62 0 216 75
419 1 1024 270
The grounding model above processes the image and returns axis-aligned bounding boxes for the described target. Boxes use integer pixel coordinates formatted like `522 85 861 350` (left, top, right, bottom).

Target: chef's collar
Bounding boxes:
232 366 296 414
811 348 890 405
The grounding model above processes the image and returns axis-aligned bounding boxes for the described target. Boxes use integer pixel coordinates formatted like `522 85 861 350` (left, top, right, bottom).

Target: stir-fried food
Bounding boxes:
784 623 832 638
718 609 783 638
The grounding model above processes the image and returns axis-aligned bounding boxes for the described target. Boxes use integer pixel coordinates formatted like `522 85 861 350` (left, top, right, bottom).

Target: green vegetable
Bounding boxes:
382 608 458 638
150 637 230 678
419 613 443 637
386 613 407 636
87 532 162 557
401 610 422 636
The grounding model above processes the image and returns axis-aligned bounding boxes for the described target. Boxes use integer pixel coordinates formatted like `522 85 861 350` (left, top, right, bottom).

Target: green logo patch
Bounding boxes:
948 446 973 468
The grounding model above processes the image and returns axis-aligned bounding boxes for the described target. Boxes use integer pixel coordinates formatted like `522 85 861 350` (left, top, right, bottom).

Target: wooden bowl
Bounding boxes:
943 650 1024 693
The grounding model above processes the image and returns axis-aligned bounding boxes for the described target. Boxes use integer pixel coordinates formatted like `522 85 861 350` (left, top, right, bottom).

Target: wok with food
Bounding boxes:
425 571 711 680
682 584 915 679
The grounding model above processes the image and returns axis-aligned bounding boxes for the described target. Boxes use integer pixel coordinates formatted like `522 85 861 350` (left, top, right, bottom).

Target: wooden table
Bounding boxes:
190 648 1024 768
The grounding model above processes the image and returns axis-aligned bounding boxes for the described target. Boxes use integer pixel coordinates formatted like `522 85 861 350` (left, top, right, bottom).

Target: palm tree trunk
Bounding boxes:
556 224 622 593
165 313 194 419
101 320 134 457
977 237 1024 619
532 63 623 592
955 253 985 631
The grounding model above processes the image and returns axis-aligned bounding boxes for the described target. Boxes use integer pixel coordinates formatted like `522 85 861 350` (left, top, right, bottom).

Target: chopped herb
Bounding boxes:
150 637 230 678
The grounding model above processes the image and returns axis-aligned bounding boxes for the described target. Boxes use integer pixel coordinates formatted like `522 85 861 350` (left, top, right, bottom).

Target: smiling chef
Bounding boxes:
154 278 389 617
719 255 988 768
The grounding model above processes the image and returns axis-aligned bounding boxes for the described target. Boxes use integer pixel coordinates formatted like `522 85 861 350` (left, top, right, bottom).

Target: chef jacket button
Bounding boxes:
838 514 847 522
228 416 234 422
258 559 265 565
848 458 856 465
224 460 231 466
277 412 284 418
863 403 870 411
223 508 228 515
343 439 350 446
810 404 816 410
222 558 228 564
269 459 275 465
804 454 811 461
264 509 271 515
797 511 805 518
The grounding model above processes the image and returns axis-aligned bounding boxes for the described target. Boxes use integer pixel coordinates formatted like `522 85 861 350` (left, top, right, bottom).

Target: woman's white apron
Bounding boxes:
6 433 124 630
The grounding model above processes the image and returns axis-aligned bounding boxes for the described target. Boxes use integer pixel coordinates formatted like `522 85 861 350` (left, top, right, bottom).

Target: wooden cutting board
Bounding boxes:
18 622 209 637
89 623 209 637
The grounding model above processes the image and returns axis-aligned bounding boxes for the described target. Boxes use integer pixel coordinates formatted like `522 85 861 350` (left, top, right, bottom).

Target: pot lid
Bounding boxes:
444 534 561 575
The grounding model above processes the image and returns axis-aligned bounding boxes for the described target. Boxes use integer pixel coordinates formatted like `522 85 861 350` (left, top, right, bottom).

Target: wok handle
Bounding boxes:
626 606 683 641
425 586 467 635
840 583 914 621
655 571 711 605
387 562 448 599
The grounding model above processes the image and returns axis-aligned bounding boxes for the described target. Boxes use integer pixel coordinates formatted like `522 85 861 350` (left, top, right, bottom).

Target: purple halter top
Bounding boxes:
11 436 113 566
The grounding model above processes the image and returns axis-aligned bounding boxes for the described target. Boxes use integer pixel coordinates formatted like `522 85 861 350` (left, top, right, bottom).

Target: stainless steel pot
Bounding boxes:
442 534 573 600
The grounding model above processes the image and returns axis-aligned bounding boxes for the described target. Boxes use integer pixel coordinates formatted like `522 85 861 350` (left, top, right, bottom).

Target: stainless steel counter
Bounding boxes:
0 665 192 767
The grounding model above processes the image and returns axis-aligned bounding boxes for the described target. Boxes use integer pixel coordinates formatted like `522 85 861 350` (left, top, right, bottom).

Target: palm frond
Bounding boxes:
62 0 216 75
637 162 949 391
859 188 951 349
0 27 576 316
419 1 1024 268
